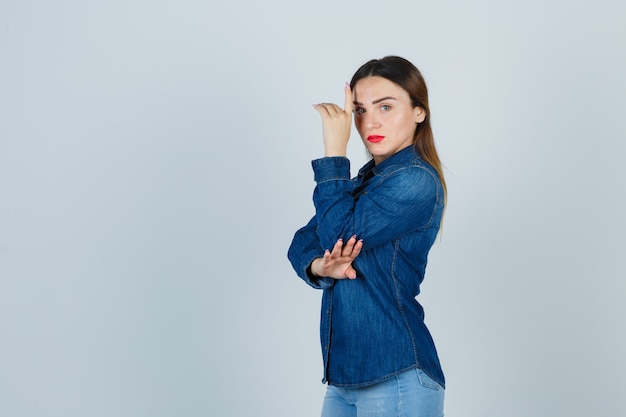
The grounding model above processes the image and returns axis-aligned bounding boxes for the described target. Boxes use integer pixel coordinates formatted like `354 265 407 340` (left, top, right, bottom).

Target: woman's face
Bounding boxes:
353 76 425 165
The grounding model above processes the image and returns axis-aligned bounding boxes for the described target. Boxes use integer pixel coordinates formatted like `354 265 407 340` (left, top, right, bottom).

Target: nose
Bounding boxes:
364 112 381 130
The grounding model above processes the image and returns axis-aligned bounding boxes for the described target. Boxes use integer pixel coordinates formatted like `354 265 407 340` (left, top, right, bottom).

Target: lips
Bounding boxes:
367 135 385 143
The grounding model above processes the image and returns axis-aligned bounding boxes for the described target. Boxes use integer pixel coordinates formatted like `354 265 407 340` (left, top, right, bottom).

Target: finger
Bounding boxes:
330 238 344 256
345 265 357 280
313 103 332 117
322 103 344 116
313 103 343 116
341 235 357 256
344 83 353 115
351 239 364 257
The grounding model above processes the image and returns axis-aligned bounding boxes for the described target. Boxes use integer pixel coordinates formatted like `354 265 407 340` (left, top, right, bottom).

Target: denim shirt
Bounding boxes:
288 146 445 389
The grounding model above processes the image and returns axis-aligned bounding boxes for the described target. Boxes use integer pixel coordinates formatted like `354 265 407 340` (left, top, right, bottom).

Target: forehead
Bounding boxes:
353 76 410 102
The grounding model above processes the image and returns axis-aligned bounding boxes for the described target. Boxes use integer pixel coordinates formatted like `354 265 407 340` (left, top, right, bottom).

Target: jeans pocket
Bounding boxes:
416 368 443 391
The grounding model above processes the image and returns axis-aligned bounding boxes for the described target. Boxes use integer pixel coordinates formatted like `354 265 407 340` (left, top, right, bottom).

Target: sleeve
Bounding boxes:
287 215 335 290
312 157 440 251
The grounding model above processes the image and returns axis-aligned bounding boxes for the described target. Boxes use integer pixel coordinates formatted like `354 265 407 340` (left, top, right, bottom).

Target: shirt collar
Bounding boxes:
357 145 419 179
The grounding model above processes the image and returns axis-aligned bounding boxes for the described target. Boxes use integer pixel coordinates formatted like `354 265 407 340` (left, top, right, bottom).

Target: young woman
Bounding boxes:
288 56 446 417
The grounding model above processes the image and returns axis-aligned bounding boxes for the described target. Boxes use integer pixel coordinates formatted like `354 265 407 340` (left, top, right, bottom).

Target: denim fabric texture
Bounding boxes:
320 367 444 417
288 146 445 389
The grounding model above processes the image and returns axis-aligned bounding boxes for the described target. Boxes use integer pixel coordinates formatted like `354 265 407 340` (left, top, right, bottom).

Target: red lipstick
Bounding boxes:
367 135 385 143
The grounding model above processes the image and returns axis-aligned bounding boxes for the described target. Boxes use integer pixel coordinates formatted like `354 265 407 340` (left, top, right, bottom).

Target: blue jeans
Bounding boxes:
321 368 444 417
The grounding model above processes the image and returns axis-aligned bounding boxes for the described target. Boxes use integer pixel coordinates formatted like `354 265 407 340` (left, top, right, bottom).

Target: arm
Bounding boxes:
313 158 441 251
310 85 441 250
287 85 363 287
288 216 364 289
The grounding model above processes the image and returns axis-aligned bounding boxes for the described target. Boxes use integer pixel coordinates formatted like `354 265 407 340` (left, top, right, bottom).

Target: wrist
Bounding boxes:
324 146 347 157
309 258 322 277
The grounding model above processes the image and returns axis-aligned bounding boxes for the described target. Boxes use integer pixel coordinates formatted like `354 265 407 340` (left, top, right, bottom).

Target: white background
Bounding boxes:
1 1 625 416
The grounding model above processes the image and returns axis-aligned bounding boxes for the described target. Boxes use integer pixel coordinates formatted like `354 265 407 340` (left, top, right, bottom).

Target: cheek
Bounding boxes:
398 116 417 133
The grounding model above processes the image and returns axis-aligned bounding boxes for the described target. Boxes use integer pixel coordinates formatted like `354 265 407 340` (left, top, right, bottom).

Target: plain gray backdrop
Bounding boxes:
1 1 625 416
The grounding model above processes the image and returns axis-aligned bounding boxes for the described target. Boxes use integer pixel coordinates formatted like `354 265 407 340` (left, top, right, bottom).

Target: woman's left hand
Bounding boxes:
310 235 363 280
313 84 353 157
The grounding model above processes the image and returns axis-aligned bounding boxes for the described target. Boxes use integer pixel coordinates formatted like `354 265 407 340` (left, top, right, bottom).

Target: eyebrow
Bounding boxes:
353 96 397 106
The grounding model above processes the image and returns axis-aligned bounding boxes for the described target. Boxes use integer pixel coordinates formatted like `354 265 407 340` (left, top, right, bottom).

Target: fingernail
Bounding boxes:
345 82 350 89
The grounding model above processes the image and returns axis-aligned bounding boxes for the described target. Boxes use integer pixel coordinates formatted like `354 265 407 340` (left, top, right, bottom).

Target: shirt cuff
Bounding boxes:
312 157 351 183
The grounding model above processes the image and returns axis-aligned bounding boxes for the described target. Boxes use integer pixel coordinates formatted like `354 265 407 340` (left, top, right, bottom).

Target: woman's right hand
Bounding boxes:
312 84 353 157
310 236 363 280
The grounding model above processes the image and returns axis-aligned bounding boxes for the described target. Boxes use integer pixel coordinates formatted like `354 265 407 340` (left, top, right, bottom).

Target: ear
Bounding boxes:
414 106 426 124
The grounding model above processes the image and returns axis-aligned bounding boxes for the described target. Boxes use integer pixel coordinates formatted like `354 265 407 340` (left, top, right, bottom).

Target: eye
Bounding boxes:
380 104 391 111
354 107 365 115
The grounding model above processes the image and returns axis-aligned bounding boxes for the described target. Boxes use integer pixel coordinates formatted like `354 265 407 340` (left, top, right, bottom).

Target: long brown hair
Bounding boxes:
349 56 447 203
